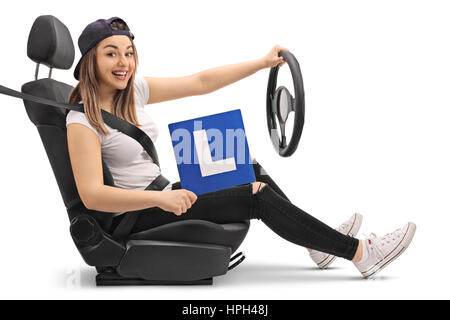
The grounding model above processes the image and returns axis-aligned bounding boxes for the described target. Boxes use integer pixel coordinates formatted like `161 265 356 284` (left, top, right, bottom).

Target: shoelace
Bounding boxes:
380 228 402 244
336 214 359 233
362 228 402 261
336 223 349 233
362 233 386 261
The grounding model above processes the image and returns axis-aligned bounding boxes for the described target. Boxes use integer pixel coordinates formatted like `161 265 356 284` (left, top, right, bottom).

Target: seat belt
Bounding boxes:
0 84 161 167
0 84 171 239
111 174 170 241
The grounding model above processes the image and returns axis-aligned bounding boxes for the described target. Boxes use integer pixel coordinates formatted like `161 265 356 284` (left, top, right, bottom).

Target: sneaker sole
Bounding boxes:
317 213 364 269
361 222 416 278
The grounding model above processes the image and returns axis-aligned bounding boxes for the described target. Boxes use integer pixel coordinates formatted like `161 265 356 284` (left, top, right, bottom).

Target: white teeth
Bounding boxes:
113 72 127 76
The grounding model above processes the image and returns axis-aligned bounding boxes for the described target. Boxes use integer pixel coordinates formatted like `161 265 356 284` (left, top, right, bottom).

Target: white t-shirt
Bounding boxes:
66 75 172 192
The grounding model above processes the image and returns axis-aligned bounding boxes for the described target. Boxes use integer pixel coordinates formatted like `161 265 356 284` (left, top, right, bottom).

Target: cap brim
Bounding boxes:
73 58 82 80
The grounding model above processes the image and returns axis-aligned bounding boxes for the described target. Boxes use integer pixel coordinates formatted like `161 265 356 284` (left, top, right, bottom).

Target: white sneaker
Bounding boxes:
309 213 363 269
354 222 417 278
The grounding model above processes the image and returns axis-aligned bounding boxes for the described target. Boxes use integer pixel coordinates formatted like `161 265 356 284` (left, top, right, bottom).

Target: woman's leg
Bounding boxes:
171 159 290 202
252 159 290 202
127 183 255 231
253 184 358 260
121 182 358 261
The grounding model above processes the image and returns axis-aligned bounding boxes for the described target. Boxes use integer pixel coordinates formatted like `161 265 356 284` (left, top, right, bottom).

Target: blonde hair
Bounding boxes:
67 21 140 136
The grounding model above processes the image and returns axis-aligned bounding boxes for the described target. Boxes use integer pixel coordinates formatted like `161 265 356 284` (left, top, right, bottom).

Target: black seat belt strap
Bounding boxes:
1 84 172 240
111 174 170 241
100 110 159 167
0 84 159 166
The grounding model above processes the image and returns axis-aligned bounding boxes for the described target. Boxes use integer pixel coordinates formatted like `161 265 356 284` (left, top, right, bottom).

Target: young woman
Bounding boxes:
66 17 416 278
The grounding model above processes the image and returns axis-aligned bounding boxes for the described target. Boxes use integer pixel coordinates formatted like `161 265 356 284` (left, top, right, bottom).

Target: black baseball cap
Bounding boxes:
73 17 135 80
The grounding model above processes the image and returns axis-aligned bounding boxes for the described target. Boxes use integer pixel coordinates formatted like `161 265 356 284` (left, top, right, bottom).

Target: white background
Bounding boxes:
0 0 448 300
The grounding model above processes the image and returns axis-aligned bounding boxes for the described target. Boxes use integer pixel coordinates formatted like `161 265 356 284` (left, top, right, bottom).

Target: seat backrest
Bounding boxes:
21 15 115 231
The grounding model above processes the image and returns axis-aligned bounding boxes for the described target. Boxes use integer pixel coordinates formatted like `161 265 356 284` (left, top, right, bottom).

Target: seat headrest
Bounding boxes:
27 15 75 70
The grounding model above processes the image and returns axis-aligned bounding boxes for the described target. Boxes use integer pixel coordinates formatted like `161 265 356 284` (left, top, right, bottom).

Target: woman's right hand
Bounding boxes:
156 189 198 216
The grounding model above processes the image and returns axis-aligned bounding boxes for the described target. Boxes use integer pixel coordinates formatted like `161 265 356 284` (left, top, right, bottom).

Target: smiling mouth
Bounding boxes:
112 71 128 80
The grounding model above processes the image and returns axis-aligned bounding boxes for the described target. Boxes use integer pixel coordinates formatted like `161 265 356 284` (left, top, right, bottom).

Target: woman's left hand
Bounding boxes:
262 45 290 69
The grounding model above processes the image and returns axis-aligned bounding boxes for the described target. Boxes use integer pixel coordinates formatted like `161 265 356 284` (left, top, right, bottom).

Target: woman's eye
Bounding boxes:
106 52 134 57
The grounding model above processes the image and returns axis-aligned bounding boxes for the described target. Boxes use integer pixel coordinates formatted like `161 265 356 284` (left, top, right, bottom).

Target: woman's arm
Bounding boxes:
198 58 266 94
67 123 161 213
199 45 289 93
144 45 289 104
85 185 163 213
91 185 196 215
67 123 196 214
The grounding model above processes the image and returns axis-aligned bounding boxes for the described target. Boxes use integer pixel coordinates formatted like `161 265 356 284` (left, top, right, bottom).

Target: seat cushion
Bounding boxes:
129 219 250 253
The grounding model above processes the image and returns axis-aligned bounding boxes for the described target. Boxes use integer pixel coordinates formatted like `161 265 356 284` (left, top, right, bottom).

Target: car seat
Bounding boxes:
20 15 250 286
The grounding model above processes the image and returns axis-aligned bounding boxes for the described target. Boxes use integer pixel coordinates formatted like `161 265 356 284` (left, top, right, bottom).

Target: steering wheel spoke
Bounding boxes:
279 121 288 148
290 97 296 112
280 135 287 149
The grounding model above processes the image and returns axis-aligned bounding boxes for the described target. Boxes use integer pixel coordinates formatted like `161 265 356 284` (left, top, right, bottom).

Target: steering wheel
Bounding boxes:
266 51 305 157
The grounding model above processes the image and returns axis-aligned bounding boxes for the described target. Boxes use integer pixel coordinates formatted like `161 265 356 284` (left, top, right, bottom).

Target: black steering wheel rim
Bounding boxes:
266 51 305 157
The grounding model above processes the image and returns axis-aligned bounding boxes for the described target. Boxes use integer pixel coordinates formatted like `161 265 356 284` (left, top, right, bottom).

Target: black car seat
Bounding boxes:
20 15 250 285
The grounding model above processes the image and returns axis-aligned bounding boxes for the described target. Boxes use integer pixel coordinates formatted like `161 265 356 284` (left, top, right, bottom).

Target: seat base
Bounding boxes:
96 271 213 286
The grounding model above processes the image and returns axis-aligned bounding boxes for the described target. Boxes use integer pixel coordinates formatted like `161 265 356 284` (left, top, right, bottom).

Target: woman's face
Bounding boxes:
95 35 136 91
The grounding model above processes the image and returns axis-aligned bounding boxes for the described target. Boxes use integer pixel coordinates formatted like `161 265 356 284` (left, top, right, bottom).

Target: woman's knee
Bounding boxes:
252 181 267 194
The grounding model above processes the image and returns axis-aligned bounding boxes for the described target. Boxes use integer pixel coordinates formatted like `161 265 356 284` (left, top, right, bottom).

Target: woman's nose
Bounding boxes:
117 54 127 67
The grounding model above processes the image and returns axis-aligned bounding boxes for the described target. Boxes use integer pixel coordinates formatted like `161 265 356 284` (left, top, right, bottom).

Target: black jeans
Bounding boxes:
111 160 359 260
